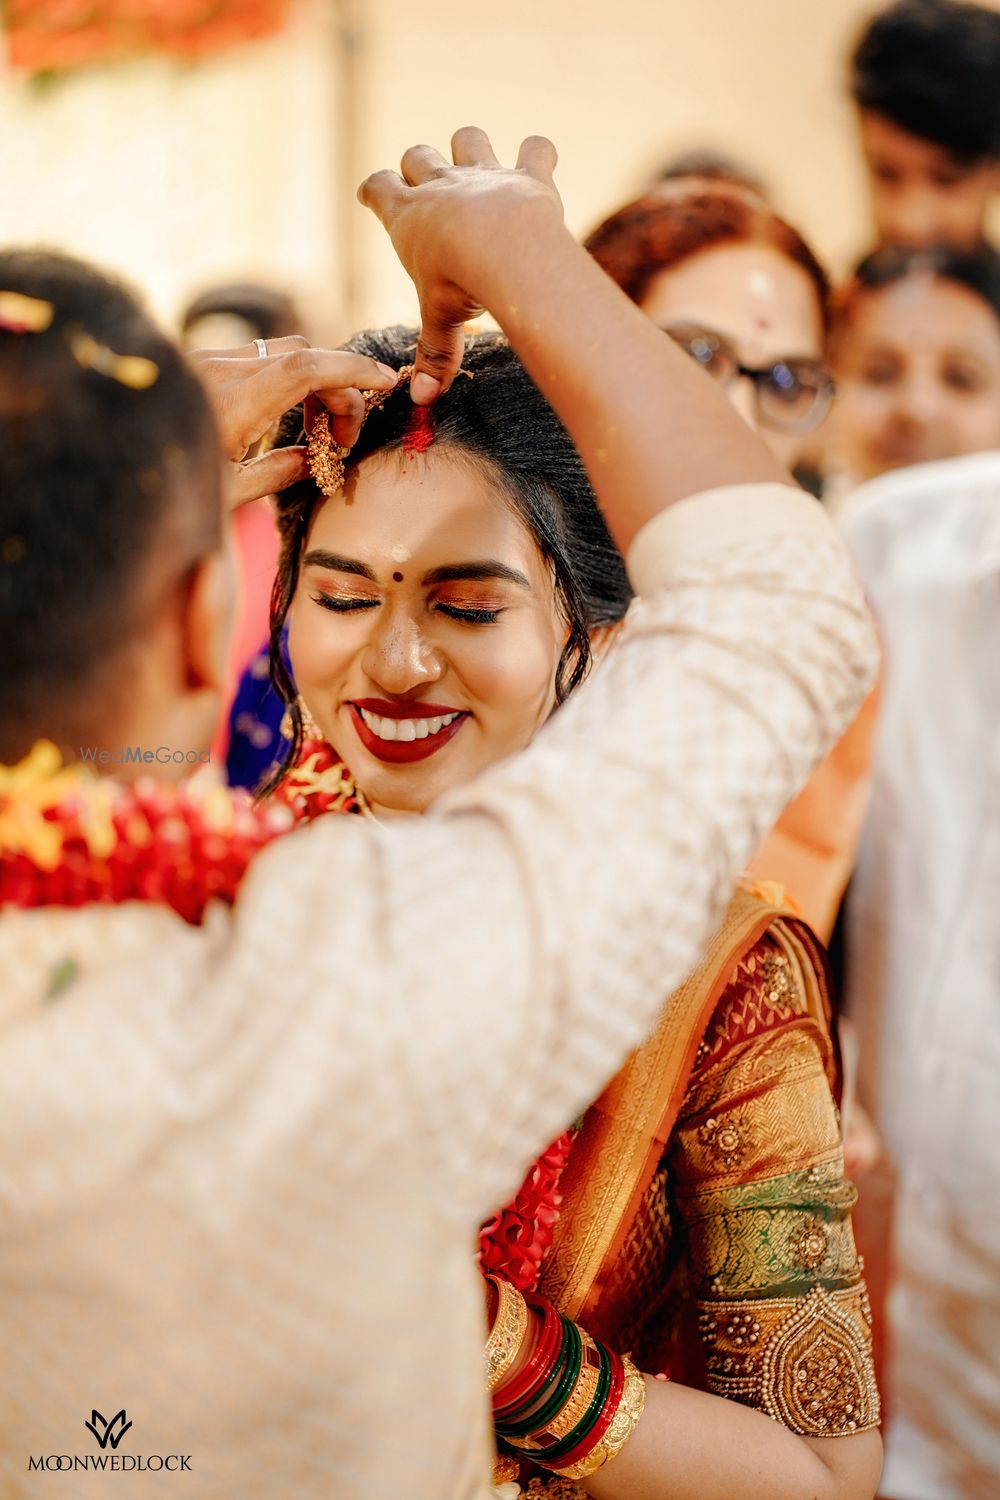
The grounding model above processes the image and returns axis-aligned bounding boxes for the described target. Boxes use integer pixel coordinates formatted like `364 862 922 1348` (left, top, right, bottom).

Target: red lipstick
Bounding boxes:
348 700 469 764
354 698 457 719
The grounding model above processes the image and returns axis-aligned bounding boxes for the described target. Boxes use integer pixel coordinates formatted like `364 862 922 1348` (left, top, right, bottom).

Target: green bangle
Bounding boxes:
534 1339 612 1466
501 1318 582 1440
495 1314 572 1433
517 1318 583 1439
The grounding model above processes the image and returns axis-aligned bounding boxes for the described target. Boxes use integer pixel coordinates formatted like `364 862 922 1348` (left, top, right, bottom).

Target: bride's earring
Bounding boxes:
280 697 322 741
298 697 321 739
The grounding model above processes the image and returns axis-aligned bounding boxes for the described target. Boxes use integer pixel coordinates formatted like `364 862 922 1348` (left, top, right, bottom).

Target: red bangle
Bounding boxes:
548 1346 625 1473
493 1295 562 1416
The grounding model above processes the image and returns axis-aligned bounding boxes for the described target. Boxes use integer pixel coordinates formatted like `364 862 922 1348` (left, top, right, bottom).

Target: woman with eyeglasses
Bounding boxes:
586 179 881 947
585 180 836 474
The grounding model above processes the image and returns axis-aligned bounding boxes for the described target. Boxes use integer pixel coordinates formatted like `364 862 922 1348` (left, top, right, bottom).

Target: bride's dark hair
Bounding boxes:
265 326 633 792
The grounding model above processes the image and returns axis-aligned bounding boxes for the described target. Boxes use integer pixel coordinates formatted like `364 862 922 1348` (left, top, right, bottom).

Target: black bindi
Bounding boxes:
392 570 404 583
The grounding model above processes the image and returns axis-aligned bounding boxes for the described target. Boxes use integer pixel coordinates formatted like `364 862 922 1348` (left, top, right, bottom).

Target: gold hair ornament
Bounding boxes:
306 363 475 498
307 365 414 498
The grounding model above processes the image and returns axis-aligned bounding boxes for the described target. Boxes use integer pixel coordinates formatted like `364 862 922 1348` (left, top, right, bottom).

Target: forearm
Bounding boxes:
466 211 790 554
584 1378 882 1500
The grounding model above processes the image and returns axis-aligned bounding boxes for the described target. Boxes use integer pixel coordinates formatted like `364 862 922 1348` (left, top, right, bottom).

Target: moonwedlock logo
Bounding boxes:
27 1410 192 1473
85 1409 132 1449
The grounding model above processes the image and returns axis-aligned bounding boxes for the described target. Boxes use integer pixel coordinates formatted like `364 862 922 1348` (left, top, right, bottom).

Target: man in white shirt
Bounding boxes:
0 131 878 1498
844 451 1000 1500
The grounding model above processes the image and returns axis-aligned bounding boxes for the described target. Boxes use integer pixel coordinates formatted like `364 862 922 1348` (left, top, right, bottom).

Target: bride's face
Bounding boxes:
287 446 567 816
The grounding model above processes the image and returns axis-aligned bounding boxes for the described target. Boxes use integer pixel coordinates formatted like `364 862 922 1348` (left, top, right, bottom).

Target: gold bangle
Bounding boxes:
556 1356 647 1480
485 1276 530 1395
516 1333 603 1452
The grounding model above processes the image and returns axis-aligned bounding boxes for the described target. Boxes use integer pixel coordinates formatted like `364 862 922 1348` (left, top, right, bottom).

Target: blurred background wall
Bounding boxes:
4 0 998 342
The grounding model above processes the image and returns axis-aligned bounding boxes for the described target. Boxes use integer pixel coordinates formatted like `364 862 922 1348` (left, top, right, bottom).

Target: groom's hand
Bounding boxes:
358 127 564 405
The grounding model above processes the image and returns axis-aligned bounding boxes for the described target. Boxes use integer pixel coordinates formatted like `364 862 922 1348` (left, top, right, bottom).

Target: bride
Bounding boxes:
254 317 882 1499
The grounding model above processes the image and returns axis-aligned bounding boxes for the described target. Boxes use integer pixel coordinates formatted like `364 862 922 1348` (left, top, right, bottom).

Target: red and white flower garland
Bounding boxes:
0 739 570 1286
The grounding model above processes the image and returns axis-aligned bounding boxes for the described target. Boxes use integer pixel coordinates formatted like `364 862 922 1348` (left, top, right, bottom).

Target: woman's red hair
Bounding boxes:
585 179 831 329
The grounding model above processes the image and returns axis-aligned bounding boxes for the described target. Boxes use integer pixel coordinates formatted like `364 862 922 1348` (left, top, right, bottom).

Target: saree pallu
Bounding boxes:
501 883 879 1495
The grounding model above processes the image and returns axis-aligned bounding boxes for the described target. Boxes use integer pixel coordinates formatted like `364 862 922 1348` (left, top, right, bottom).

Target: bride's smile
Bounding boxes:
349 699 469 762
287 440 568 816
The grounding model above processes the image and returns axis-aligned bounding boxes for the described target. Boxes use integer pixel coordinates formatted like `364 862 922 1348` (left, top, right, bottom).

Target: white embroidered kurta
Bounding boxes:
843 453 1000 1500
0 484 877 1499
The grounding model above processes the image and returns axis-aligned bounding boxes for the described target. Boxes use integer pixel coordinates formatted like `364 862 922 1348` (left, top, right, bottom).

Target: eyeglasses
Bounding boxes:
664 323 835 433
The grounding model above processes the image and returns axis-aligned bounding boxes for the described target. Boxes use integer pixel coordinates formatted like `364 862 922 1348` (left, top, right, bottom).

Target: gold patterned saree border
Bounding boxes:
537 884 810 1326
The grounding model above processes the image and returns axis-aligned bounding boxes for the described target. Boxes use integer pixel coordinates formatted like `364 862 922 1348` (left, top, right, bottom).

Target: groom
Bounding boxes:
0 130 877 1499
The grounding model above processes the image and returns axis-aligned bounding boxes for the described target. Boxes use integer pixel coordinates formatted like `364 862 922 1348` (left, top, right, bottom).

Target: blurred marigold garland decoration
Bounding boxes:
5 1 293 78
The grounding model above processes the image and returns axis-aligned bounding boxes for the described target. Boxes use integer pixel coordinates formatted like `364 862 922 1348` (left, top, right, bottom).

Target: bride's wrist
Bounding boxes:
485 1279 648 1482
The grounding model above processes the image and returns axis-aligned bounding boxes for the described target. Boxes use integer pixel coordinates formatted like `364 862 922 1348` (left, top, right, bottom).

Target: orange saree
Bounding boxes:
484 881 880 1492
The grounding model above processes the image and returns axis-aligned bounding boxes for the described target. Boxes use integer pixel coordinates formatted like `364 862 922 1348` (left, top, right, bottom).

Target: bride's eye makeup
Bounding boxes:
301 553 526 625
435 603 504 624
309 589 379 613
302 550 381 614
432 586 511 625
423 561 529 626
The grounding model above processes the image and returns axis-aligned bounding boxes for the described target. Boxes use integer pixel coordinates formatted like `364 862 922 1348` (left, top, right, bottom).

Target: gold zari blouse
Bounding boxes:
521 888 879 1496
